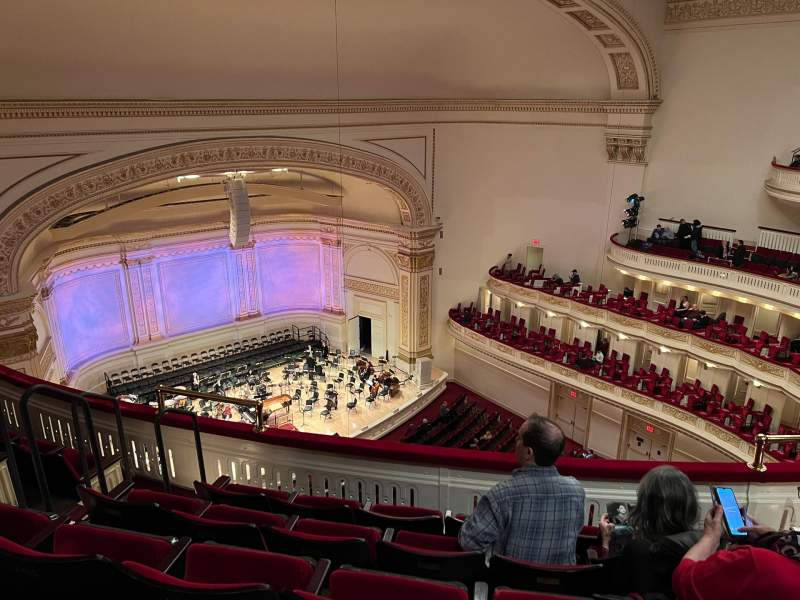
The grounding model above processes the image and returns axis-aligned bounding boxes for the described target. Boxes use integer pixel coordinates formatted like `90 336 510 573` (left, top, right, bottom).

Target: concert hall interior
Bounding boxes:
2 2 800 597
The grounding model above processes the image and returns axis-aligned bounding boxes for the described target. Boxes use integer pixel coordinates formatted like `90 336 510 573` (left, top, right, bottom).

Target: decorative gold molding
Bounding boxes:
396 252 435 272
647 324 689 343
704 422 746 448
739 352 788 377
608 312 645 329
620 388 654 408
586 378 618 394
519 353 546 368
605 134 647 164
551 363 579 380
0 326 37 361
0 98 663 121
0 138 431 296
419 274 431 348
666 0 800 26
492 341 514 356
692 337 738 358
400 276 409 347
661 404 698 425
344 277 399 301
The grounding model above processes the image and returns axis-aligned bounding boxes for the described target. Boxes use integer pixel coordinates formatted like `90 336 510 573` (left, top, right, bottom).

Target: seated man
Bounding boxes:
650 224 665 242
569 269 581 285
459 415 585 564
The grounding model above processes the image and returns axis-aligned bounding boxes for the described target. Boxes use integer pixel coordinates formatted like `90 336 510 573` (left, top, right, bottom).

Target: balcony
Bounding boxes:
607 234 800 311
765 160 800 204
485 272 800 401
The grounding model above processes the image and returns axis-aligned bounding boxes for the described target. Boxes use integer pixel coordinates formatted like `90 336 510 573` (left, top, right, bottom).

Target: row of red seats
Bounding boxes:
490 265 800 377
450 308 793 461
0 479 614 599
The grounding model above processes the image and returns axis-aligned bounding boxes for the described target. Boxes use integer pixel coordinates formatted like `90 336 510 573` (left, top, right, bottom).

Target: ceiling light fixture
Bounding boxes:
176 174 200 183
271 167 289 173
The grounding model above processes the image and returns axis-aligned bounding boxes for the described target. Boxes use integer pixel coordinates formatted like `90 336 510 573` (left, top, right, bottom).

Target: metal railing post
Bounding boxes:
0 401 26 507
154 408 206 493
82 392 132 482
746 432 800 472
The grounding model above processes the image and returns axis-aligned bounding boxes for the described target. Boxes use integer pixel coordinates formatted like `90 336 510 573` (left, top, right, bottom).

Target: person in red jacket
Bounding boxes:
672 505 800 599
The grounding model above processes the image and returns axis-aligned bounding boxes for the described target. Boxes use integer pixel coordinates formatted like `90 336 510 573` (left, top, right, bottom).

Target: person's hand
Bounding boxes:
738 514 775 541
703 505 724 543
599 513 615 548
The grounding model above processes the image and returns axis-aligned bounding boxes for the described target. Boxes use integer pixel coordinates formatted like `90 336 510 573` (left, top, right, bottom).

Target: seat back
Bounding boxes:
0 503 57 545
376 541 487 589
489 554 603 595
195 481 277 513
355 508 444 534
329 566 468 600
262 526 372 569
79 487 179 537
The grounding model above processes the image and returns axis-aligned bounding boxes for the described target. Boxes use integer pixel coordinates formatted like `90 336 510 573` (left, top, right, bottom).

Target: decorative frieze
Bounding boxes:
739 352 788 378
666 0 800 26
551 364 579 380
344 277 399 301
692 338 737 358
605 135 647 164
647 324 689 343
0 295 37 362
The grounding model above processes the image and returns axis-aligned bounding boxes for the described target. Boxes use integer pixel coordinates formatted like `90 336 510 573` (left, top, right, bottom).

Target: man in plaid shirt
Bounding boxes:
459 415 585 564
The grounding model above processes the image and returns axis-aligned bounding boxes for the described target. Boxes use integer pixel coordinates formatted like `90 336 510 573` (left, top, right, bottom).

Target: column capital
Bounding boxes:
0 294 37 362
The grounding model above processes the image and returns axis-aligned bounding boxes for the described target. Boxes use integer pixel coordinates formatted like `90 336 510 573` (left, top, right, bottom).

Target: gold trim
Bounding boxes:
344 277 399 301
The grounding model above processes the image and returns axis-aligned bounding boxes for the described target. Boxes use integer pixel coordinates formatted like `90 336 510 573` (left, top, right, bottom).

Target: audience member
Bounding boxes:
672 506 800 599
570 269 581 285
599 465 701 598
675 296 690 316
439 400 450 417
677 219 692 250
502 253 513 273
650 224 666 242
459 415 584 564
779 264 799 280
690 219 704 259
691 311 711 330
731 239 748 267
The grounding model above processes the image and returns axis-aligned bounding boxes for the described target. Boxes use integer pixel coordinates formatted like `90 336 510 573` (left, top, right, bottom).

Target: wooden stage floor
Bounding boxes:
180 355 446 439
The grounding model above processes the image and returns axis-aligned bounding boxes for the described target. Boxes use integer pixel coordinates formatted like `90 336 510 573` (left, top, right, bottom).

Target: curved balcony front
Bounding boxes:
448 317 764 463
607 234 800 312
765 160 800 204
486 273 800 400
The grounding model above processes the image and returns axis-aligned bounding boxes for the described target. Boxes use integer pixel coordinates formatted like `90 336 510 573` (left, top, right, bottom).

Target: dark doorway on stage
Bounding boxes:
359 316 372 355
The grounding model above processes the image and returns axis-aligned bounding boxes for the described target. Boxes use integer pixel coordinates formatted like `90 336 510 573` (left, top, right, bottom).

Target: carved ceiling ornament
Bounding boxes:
0 137 432 297
543 0 661 99
666 0 800 25
605 135 648 164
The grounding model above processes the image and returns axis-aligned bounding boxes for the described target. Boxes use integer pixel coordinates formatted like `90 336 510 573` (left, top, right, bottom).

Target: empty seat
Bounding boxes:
392 530 463 551
263 523 375 569
356 506 444 534
126 488 209 515
376 539 487 589
489 554 603 596
0 503 60 547
203 503 288 529
325 566 469 600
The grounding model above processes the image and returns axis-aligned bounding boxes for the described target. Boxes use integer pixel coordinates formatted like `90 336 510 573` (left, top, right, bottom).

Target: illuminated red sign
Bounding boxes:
645 424 655 433
569 390 577 398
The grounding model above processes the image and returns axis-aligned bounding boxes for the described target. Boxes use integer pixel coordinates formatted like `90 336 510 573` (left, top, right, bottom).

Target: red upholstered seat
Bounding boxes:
371 503 442 518
294 494 361 510
489 554 603 595
294 518 382 561
183 543 318 592
53 523 178 569
329 567 469 600
122 561 271 593
127 488 208 515
393 530 463 551
203 503 288 528
226 482 290 500
494 590 587 600
0 503 57 545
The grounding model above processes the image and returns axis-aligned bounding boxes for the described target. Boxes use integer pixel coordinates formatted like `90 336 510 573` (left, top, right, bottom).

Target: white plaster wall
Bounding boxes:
453 348 550 419
644 21 800 241
431 123 612 375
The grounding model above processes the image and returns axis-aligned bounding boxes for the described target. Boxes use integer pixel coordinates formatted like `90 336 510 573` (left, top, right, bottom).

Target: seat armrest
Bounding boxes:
473 581 489 600
305 558 331 594
382 527 395 542
211 475 231 488
109 478 136 499
287 515 300 529
24 513 67 550
157 535 192 572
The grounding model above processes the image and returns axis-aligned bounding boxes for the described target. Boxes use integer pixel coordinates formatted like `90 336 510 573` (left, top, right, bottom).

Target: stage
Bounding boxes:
169 353 447 440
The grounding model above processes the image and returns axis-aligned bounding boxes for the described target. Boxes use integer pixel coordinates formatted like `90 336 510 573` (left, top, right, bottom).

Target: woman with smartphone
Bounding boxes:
598 465 702 598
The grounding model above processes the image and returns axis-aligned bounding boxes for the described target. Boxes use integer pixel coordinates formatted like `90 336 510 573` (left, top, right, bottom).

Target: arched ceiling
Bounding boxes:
42 168 403 246
0 0 622 100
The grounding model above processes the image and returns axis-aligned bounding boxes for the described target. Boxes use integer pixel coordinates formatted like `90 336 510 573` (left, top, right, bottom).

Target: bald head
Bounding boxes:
520 415 565 466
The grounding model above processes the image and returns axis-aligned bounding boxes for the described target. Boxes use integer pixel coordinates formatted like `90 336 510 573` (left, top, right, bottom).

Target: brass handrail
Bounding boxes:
155 386 264 432
747 433 800 472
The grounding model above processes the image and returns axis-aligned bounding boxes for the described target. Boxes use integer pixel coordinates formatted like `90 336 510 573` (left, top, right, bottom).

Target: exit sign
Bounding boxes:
569 390 577 398
645 424 655 433
531 239 541 247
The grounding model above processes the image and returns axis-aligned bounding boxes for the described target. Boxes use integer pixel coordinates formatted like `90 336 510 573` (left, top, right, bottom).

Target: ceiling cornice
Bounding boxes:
665 0 800 29
0 98 662 121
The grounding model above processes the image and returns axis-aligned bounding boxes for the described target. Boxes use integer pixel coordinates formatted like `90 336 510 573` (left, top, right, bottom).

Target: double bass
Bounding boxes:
356 357 374 381
376 370 401 397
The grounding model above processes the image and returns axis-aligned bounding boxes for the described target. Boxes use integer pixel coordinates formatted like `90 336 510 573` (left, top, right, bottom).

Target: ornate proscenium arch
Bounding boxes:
0 137 431 296
544 0 660 100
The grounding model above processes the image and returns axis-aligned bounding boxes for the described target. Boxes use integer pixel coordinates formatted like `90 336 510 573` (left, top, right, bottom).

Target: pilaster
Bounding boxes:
321 225 345 315
394 224 440 368
231 243 260 320
0 295 38 374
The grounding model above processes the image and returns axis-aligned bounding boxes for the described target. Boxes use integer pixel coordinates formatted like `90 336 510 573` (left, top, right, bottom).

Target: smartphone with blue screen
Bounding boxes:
711 486 748 539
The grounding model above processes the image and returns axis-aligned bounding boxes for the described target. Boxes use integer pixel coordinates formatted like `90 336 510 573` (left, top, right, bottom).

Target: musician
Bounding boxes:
192 371 200 391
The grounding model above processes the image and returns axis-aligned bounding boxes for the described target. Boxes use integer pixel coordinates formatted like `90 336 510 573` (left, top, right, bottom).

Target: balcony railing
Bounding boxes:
485 272 800 400
765 160 800 204
2 365 800 529
608 234 800 310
